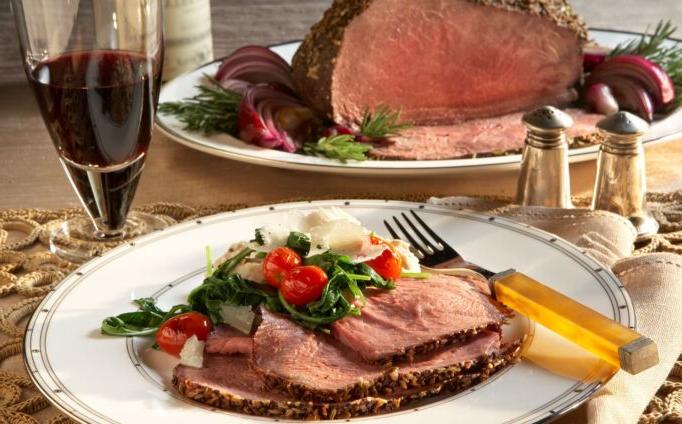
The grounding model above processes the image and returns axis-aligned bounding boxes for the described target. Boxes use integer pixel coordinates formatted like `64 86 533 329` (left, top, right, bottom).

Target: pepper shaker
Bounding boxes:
592 112 659 236
516 106 574 208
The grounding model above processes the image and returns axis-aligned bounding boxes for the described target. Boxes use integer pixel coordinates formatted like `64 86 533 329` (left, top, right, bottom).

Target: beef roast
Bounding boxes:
292 0 587 126
252 308 518 402
331 274 510 363
173 352 512 420
205 324 253 355
369 109 604 160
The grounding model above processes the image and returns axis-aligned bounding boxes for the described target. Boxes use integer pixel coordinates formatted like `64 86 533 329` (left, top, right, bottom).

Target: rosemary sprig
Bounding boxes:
359 106 412 138
610 20 682 107
158 80 241 135
303 135 372 163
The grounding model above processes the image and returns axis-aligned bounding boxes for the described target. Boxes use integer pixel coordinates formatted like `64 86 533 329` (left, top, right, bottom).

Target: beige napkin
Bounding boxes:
429 197 682 424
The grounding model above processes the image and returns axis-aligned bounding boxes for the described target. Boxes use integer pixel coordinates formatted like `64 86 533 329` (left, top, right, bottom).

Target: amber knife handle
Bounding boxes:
490 269 659 375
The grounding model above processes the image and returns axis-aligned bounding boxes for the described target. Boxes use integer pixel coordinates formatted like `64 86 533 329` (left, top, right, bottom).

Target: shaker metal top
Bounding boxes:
522 106 574 133
597 111 650 138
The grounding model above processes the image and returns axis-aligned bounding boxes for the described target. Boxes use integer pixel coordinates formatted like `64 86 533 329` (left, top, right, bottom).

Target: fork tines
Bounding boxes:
383 210 459 266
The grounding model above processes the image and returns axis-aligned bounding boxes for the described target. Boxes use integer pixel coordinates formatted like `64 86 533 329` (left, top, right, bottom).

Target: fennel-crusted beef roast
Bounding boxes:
292 0 587 126
173 352 513 419
252 308 516 403
331 274 511 363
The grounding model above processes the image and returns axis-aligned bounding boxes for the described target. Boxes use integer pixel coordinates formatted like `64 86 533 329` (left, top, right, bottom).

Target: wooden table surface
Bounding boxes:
1 0 681 211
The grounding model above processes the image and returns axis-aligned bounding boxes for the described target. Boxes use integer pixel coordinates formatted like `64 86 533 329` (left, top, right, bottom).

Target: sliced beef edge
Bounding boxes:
172 348 518 420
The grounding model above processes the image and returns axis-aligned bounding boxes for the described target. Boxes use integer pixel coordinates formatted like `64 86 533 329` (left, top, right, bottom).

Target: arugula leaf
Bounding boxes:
101 298 192 337
187 273 281 323
304 251 352 271
303 135 371 163
353 262 395 290
214 248 254 277
360 106 412 138
286 231 311 256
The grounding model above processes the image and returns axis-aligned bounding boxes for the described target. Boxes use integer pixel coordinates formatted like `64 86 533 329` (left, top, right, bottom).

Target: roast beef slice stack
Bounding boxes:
253 275 518 403
173 274 522 418
174 353 511 420
292 0 587 127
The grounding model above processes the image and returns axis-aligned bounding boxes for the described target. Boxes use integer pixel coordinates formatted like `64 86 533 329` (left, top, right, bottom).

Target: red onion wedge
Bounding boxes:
583 45 610 73
584 83 619 116
604 76 655 122
238 85 316 152
587 55 675 109
216 45 295 91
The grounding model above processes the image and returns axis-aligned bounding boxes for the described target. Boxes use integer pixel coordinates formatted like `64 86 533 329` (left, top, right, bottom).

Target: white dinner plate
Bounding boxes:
25 200 633 423
156 29 682 176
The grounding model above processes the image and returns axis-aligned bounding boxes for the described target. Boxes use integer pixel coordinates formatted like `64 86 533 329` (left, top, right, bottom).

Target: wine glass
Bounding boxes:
11 0 168 261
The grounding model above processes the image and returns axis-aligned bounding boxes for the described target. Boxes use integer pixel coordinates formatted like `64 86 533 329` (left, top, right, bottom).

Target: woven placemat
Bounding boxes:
0 194 681 424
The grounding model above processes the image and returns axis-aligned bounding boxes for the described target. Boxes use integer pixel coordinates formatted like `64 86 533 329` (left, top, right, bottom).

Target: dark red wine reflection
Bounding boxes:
28 51 161 233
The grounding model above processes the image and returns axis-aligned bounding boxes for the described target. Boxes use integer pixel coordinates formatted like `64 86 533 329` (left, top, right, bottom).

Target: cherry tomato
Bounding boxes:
263 247 302 288
155 312 213 357
365 236 402 281
280 266 329 306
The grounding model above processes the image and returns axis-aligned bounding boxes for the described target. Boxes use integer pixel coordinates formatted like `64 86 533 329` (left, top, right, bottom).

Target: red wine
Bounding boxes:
28 51 161 233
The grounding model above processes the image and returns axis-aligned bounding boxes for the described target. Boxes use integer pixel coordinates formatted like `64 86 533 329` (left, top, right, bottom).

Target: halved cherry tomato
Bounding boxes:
365 235 402 281
280 266 329 306
263 247 302 288
155 312 213 357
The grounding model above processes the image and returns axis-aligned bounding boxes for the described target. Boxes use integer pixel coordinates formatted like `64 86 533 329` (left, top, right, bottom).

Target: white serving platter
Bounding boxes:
156 29 682 176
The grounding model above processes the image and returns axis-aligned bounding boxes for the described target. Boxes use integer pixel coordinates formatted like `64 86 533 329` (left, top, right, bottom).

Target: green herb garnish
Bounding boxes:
610 20 682 107
158 79 241 134
101 298 192 337
303 135 371 162
188 273 281 323
286 231 311 256
359 106 412 138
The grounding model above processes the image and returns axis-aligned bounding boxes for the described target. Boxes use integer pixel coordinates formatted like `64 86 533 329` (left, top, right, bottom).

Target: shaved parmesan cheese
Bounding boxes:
219 304 256 334
391 239 422 273
232 261 265 283
309 220 368 256
179 335 205 368
235 208 416 266
304 207 361 228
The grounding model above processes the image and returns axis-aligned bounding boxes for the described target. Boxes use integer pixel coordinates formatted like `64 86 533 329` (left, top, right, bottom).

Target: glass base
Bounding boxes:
45 211 170 263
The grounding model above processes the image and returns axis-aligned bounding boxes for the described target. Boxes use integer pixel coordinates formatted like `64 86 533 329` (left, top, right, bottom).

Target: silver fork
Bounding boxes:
384 210 494 277
383 209 658 375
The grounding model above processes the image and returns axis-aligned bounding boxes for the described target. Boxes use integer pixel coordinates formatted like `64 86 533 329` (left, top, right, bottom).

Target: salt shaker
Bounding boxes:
516 106 574 208
592 112 659 236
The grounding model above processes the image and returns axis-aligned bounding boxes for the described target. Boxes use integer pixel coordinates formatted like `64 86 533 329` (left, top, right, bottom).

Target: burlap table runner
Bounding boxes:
1 193 681 424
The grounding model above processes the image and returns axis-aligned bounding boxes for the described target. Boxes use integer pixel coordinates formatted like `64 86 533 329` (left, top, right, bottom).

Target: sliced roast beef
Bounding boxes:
369 109 604 160
292 0 586 126
331 274 510 363
205 324 253 355
252 308 519 402
173 352 512 420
